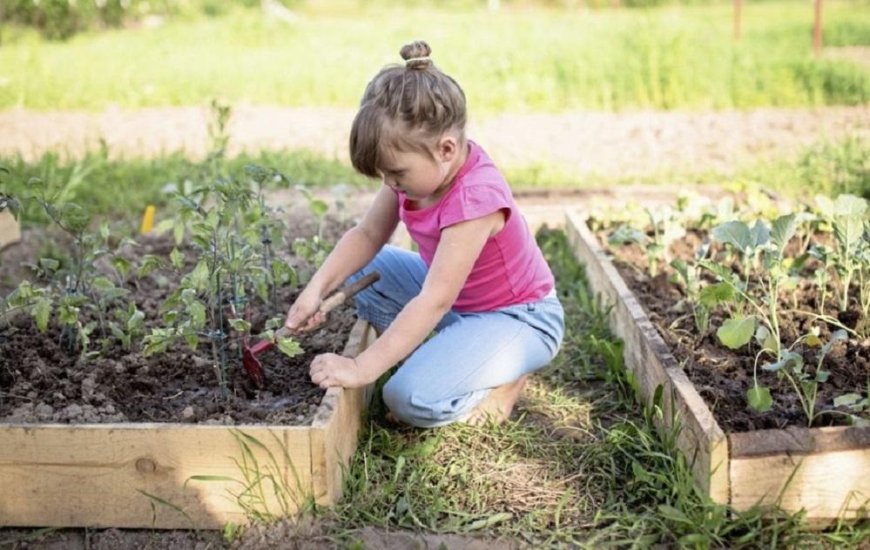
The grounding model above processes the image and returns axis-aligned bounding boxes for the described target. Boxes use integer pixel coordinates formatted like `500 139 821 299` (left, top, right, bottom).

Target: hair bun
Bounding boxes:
400 40 432 70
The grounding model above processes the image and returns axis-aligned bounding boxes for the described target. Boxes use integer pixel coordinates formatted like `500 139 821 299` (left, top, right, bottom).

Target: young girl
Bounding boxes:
284 40 564 428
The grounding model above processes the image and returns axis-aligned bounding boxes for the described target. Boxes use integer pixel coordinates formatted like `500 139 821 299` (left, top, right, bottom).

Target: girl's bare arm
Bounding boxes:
352 209 505 383
305 186 399 297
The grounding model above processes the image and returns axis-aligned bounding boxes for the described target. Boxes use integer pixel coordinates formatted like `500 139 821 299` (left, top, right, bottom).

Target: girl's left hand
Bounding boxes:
309 353 367 389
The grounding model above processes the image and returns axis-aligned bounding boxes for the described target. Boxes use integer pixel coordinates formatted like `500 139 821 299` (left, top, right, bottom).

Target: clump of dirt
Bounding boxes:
595 228 869 432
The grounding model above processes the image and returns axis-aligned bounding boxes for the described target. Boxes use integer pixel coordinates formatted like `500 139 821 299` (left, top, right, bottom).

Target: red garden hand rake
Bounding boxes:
241 271 380 387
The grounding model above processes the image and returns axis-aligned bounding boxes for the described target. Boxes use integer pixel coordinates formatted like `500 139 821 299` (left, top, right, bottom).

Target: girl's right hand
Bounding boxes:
284 288 328 333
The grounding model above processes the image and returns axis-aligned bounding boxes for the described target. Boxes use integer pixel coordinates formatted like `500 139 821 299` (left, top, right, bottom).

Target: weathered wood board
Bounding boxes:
0 320 375 529
565 212 870 523
0 209 20 250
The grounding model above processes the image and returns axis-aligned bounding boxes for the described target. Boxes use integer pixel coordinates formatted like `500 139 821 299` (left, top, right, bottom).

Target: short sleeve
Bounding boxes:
439 183 512 229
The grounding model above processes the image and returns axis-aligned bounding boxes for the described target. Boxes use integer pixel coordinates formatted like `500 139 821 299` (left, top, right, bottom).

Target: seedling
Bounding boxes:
1 175 138 355
815 194 869 312
760 328 847 426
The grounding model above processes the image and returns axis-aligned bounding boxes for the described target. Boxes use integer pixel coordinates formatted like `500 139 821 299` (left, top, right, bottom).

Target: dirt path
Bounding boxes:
2 105 867 179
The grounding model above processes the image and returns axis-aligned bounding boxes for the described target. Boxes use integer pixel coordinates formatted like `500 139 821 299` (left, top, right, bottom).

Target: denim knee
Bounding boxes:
382 375 418 425
382 373 483 428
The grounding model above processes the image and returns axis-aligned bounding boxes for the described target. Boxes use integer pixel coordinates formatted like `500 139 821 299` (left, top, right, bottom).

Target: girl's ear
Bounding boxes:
436 135 458 162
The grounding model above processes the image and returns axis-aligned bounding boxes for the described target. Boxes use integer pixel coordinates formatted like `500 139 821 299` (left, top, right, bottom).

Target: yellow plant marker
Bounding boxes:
140 204 156 235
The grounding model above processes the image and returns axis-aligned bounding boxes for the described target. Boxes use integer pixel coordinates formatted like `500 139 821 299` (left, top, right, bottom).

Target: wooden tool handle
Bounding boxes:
319 271 381 313
273 271 380 341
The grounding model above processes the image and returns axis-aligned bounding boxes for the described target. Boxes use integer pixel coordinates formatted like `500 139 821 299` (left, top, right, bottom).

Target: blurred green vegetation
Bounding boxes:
0 1 867 112
1 134 865 226
0 148 371 227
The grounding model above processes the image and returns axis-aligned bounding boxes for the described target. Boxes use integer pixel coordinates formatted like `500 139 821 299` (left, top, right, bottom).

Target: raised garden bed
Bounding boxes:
0 174 376 529
0 319 374 529
564 209 869 524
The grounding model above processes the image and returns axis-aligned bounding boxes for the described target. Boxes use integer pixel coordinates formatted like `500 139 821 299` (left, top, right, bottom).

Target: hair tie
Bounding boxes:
405 56 431 68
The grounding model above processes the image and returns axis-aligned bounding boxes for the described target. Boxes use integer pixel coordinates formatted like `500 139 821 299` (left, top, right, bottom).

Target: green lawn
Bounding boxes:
1 1 868 112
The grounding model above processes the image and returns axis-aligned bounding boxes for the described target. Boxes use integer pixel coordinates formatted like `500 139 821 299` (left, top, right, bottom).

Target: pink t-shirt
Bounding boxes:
397 141 554 312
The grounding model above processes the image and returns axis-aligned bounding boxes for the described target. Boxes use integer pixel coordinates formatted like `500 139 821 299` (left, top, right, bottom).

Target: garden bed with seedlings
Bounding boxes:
0 170 374 529
564 192 869 524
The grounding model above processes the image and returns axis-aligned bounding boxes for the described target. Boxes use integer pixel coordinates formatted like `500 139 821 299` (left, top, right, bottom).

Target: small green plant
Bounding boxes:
142 101 302 393
143 171 300 393
760 328 847 427
608 207 685 278
669 239 718 336
1 175 139 355
815 194 869 312
701 213 814 414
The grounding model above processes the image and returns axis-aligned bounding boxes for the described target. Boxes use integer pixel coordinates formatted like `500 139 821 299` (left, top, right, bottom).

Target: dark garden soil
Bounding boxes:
0 218 357 426
595 228 869 433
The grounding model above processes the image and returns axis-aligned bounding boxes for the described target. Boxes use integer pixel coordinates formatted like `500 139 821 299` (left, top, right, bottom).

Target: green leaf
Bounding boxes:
276 337 303 358
127 308 145 333
608 225 647 246
750 219 770 248
463 512 512 532
834 393 862 408
770 214 798 251
169 247 185 269
761 360 784 373
832 194 868 249
716 316 756 349
670 259 690 284
699 282 735 307
309 199 329 218
91 276 116 292
32 297 52 332
228 318 251 333
112 256 131 280
712 221 753 252
154 218 175 235
186 300 207 328
38 258 60 273
173 222 185 245
185 333 199 350
57 303 80 326
747 386 773 412
189 260 210 292
657 504 691 524
137 254 163 277
754 325 778 354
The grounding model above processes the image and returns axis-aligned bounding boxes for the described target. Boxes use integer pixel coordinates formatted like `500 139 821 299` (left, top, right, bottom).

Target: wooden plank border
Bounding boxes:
729 426 870 520
565 211 870 523
0 320 375 529
565 210 730 504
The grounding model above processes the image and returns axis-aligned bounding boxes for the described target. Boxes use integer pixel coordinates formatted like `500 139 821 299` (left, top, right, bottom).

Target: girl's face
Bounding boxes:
378 136 465 202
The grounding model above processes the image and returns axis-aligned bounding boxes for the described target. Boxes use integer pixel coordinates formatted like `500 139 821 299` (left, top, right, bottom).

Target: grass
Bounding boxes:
2 130 865 232
0 147 372 228
307 227 869 547
0 1 868 112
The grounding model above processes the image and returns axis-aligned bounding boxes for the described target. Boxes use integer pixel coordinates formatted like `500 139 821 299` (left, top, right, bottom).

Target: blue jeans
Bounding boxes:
348 245 565 428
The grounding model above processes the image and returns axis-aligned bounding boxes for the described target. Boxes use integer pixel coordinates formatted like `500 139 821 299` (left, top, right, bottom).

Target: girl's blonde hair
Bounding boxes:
350 40 467 178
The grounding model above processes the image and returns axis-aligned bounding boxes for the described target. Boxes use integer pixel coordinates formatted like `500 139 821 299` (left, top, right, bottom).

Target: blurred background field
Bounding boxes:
0 0 866 228
1 0 868 111
1 0 867 223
